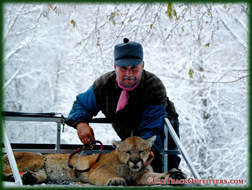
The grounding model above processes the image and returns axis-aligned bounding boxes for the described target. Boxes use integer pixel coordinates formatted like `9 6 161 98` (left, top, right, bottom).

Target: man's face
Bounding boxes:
115 62 144 88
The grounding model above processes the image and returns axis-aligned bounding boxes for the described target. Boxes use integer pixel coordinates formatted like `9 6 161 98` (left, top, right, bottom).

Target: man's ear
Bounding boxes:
112 140 121 150
114 65 117 70
146 135 156 147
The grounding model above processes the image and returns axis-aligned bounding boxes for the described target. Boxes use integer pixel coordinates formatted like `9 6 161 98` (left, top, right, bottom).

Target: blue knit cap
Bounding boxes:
114 38 143 66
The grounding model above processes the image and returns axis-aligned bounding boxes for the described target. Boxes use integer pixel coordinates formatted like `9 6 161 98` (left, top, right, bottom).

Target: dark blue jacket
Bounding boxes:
67 71 170 154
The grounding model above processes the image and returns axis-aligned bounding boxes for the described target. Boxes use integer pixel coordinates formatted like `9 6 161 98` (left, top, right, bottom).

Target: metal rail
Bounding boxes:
164 118 201 179
3 122 23 186
3 113 114 154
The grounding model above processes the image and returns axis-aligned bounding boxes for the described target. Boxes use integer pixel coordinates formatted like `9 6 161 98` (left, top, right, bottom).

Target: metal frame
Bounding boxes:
3 122 23 186
164 118 201 179
3 113 201 181
3 115 114 154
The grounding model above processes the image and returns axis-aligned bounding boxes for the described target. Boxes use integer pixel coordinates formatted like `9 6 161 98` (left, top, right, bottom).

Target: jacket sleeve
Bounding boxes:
138 105 167 154
65 86 100 128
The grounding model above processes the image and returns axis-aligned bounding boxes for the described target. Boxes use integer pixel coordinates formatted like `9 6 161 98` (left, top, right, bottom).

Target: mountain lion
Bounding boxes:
3 136 186 186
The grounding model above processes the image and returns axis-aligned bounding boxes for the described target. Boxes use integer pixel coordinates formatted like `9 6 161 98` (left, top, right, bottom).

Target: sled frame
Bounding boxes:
2 112 201 184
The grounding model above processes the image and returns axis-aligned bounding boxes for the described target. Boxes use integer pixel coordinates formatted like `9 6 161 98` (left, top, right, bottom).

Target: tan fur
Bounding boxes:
3 136 184 186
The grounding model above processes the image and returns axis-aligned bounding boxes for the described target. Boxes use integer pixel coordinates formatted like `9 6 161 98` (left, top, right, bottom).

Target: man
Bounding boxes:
66 38 181 173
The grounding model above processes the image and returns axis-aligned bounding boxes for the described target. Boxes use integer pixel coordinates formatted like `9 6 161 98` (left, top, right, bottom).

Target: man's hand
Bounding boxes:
76 122 95 146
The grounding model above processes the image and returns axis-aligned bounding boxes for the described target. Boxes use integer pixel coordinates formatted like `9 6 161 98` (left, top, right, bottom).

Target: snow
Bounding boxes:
3 3 249 187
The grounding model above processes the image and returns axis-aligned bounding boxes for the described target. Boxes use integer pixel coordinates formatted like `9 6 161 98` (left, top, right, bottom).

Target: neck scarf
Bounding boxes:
116 78 140 113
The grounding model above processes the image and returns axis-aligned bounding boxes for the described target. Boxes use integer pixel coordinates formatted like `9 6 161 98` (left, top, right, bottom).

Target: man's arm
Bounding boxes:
138 105 167 154
66 86 100 145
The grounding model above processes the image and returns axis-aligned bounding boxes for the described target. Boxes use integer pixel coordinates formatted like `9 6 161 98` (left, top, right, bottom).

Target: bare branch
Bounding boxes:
4 4 25 43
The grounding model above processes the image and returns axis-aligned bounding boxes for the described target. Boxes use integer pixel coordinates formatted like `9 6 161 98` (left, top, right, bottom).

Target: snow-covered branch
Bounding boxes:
214 6 248 49
3 65 22 90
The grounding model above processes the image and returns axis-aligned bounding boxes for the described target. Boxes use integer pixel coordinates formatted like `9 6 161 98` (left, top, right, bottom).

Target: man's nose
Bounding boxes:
125 69 132 77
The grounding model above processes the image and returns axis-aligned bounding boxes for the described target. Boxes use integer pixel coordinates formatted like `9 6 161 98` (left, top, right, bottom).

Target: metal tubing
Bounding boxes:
3 122 23 186
164 118 201 179
163 122 168 173
56 122 61 153
4 116 62 123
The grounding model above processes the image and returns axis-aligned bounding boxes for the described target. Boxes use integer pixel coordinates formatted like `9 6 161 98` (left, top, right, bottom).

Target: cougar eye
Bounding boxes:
125 151 131 154
139 150 145 154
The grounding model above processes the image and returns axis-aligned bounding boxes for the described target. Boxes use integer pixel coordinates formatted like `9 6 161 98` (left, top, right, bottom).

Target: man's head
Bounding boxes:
114 38 144 88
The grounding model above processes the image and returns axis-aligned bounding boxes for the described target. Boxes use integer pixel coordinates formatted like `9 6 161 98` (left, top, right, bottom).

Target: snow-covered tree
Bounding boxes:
3 3 249 186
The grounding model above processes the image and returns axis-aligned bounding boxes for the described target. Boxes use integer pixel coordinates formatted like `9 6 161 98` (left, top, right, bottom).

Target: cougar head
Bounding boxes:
112 136 156 172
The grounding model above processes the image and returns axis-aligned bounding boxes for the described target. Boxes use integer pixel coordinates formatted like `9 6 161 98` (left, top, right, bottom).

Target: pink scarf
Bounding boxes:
116 78 140 113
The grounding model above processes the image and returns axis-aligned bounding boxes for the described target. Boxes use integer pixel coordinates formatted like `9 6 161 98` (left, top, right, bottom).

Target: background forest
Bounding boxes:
3 3 249 186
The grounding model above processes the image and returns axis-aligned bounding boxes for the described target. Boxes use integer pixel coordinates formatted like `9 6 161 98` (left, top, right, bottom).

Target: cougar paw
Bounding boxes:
5 174 15 182
105 177 126 186
168 168 187 180
22 171 38 185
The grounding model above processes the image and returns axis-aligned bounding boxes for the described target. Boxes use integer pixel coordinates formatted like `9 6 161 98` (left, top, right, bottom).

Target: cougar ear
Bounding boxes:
112 140 121 150
146 136 156 147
